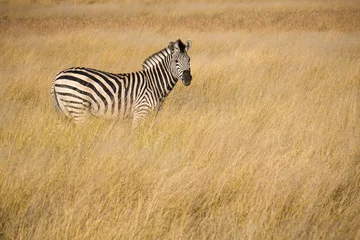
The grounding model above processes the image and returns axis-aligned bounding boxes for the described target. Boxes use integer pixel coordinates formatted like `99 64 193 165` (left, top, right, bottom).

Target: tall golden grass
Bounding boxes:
0 1 359 239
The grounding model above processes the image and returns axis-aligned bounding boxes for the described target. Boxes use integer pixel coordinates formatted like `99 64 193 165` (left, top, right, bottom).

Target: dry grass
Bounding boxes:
1 1 360 33
0 1 359 239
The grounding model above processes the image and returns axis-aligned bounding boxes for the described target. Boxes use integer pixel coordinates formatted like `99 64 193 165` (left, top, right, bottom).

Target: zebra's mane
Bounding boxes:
142 48 171 70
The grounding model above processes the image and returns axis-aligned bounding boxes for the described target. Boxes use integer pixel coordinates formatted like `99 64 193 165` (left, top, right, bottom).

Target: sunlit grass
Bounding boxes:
0 1 359 239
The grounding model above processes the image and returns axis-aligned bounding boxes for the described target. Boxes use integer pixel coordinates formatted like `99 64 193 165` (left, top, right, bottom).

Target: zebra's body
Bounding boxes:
51 39 192 127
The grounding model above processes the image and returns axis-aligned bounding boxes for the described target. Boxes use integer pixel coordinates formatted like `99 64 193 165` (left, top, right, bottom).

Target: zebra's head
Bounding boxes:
168 39 192 86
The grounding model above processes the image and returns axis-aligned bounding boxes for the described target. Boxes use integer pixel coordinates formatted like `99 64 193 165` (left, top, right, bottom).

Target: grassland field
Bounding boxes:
0 0 359 239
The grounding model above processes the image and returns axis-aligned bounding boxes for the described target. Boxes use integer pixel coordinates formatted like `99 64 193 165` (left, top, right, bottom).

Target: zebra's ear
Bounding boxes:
168 41 180 53
168 41 174 51
185 40 192 52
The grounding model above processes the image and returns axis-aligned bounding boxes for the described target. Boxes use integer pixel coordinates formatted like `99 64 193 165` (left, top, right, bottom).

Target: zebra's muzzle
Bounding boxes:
182 70 192 86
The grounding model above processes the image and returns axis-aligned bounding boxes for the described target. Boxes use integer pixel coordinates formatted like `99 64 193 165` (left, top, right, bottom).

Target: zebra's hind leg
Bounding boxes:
62 102 92 125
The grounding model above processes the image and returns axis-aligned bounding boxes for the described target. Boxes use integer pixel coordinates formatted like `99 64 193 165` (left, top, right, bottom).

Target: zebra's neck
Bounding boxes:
142 48 171 70
142 48 178 100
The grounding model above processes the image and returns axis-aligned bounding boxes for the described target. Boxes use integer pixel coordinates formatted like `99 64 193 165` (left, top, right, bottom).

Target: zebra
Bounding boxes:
51 39 192 128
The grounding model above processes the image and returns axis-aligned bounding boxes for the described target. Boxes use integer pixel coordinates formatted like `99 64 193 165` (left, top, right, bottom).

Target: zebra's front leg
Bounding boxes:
132 105 151 129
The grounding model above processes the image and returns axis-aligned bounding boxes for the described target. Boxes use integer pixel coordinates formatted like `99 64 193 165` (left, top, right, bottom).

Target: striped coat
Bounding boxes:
51 39 192 127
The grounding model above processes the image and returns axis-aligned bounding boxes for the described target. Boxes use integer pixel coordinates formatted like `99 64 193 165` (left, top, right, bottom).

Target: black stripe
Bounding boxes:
65 105 86 110
56 92 91 104
123 74 133 114
155 64 167 95
81 68 118 114
64 70 113 98
138 81 147 100
147 69 160 101
69 110 83 115
83 68 117 93
92 71 125 115
117 80 123 116
59 99 86 105
130 72 137 104
159 61 173 91
55 85 99 110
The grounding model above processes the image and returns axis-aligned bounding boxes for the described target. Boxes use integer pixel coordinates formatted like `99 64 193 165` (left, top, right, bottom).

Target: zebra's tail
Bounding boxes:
51 77 61 113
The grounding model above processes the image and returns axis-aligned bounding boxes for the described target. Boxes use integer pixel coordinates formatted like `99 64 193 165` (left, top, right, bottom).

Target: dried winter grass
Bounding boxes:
0 1 359 239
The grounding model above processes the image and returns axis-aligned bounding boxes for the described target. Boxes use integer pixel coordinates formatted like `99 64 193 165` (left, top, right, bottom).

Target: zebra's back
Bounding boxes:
51 67 146 122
